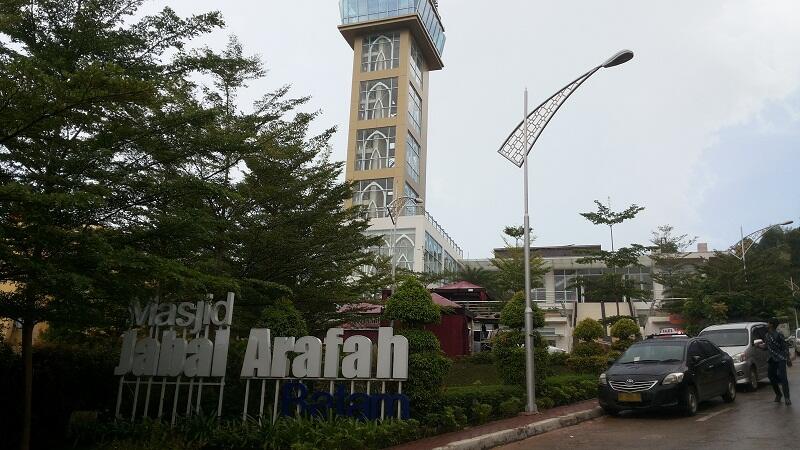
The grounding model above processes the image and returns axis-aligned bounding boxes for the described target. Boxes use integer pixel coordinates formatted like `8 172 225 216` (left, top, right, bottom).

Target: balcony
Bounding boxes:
339 0 445 69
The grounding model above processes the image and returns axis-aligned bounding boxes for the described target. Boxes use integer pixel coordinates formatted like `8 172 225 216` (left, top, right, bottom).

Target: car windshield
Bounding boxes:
699 329 749 347
617 344 685 364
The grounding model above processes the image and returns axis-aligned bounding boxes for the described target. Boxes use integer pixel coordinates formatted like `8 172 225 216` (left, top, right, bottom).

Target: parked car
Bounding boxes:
698 322 769 391
791 328 800 356
598 335 736 416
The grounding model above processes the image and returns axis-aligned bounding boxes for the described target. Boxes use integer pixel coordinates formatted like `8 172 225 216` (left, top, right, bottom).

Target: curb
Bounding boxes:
432 406 604 450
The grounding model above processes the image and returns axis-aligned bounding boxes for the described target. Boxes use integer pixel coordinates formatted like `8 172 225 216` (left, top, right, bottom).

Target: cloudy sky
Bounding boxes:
144 0 800 259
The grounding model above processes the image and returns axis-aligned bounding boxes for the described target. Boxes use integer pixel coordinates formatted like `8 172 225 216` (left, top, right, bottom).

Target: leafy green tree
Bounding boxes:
492 291 548 385
457 265 503 302
257 298 308 337
574 201 650 331
580 200 644 252
384 278 449 414
610 318 641 352
0 2 236 448
573 318 604 342
491 225 547 301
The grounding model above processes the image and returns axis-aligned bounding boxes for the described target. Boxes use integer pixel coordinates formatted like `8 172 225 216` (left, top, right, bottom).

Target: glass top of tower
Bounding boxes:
340 0 445 56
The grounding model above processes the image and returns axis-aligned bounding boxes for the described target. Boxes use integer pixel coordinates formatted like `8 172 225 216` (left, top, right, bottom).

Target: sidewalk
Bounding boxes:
388 399 599 450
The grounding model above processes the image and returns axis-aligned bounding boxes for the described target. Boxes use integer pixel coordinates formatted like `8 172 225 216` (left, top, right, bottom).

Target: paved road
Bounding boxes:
498 368 800 450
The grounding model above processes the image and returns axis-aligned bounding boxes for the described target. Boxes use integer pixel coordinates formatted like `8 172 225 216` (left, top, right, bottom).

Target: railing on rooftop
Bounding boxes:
424 211 463 258
340 0 446 56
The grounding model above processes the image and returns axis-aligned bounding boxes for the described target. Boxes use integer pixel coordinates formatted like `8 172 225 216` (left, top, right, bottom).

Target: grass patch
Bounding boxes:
444 357 500 386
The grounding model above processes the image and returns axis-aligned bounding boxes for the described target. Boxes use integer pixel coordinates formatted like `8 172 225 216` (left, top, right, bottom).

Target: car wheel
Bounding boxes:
748 366 759 391
723 377 737 403
683 385 698 416
602 406 620 417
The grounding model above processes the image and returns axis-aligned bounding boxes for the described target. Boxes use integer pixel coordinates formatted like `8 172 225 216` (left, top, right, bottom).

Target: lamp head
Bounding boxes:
601 49 634 68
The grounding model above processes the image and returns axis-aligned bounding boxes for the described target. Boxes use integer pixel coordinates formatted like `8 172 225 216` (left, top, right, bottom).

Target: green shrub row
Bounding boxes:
70 416 427 450
537 374 598 409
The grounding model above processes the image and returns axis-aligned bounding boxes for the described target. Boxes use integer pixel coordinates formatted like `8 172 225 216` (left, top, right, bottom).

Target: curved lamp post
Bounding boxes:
386 196 423 292
730 220 793 281
497 49 634 414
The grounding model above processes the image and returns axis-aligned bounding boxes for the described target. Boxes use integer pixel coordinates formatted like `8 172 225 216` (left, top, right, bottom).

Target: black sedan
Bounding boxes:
598 336 737 416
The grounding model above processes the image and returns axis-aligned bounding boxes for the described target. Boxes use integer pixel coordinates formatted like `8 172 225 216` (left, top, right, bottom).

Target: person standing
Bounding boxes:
762 318 792 405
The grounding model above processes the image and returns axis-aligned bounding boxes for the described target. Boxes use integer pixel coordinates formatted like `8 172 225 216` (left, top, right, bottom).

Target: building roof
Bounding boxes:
337 302 383 315
434 281 485 291
431 292 462 309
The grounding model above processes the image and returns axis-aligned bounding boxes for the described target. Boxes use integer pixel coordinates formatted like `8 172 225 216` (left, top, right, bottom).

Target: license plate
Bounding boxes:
618 392 642 402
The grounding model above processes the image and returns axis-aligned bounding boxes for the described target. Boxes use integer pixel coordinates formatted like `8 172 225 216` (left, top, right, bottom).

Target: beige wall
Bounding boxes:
344 25 433 208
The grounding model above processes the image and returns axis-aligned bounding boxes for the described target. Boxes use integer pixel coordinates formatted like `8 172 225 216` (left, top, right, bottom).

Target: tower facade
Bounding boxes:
339 0 462 274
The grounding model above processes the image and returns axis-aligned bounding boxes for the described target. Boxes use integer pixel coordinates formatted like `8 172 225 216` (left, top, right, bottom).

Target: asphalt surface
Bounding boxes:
497 366 800 450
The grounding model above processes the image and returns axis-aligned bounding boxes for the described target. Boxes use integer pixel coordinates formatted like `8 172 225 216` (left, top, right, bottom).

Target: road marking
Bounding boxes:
696 407 733 422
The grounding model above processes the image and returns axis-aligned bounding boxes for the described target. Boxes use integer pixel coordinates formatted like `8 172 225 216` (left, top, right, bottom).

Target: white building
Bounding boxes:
465 243 716 351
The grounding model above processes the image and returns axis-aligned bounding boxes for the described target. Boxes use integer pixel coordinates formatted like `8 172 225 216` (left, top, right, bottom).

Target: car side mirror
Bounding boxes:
690 355 701 365
607 357 616 366
753 339 764 346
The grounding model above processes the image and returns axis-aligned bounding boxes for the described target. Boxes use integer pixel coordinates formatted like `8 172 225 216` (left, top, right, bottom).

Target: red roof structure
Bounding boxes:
432 281 490 302
431 293 462 309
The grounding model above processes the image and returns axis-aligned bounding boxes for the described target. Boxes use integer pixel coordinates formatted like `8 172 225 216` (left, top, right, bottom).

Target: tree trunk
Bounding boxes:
20 319 34 450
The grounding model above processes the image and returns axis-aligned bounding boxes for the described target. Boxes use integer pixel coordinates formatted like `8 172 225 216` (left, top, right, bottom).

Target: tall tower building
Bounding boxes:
338 1 462 274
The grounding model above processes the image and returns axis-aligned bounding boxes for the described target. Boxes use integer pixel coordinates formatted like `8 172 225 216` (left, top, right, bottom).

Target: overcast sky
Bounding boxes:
144 0 800 259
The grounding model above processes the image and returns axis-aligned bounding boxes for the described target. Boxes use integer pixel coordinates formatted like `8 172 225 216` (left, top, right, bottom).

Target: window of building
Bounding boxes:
424 232 443 274
353 178 394 218
554 269 578 302
443 252 458 274
356 127 396 171
408 84 422 134
410 38 424 88
362 32 400 72
365 228 415 271
403 183 420 216
359 78 398 120
405 132 420 183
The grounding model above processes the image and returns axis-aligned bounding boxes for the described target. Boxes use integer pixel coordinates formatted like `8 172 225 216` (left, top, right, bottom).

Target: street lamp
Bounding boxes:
497 49 634 414
386 196 423 292
730 220 793 281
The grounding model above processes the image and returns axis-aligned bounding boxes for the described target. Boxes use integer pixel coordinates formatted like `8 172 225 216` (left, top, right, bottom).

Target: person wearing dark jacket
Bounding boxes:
761 318 792 405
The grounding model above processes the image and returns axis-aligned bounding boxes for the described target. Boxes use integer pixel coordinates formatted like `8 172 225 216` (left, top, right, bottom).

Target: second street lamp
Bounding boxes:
497 49 634 414
731 220 794 281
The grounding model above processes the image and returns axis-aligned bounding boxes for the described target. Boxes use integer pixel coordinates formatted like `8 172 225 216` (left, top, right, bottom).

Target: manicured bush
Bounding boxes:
406 352 451 415
491 330 550 385
566 355 609 375
498 397 525 417
599 315 637 327
538 374 597 407
500 291 545 330
611 338 635 352
383 278 441 325
610 318 641 341
71 415 428 450
573 318 604 342
442 384 525 421
398 329 441 352
471 401 493 424
422 406 467 433
571 341 606 357
548 351 569 367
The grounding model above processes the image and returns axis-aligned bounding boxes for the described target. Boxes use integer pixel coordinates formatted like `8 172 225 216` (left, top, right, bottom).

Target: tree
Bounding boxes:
575 201 650 331
610 318 641 352
457 265 503 302
383 278 449 414
492 291 548 385
0 3 234 448
491 225 547 301
580 200 644 251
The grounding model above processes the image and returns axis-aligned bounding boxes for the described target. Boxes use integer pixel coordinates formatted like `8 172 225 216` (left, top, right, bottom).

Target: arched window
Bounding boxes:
357 127 396 171
362 32 400 72
353 178 394 218
360 78 398 120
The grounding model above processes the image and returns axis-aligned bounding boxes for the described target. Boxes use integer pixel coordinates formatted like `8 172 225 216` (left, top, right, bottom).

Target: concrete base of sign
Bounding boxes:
432 406 604 450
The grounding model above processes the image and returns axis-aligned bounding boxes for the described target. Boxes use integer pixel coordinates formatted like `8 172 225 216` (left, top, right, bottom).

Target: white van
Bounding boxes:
698 322 769 391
